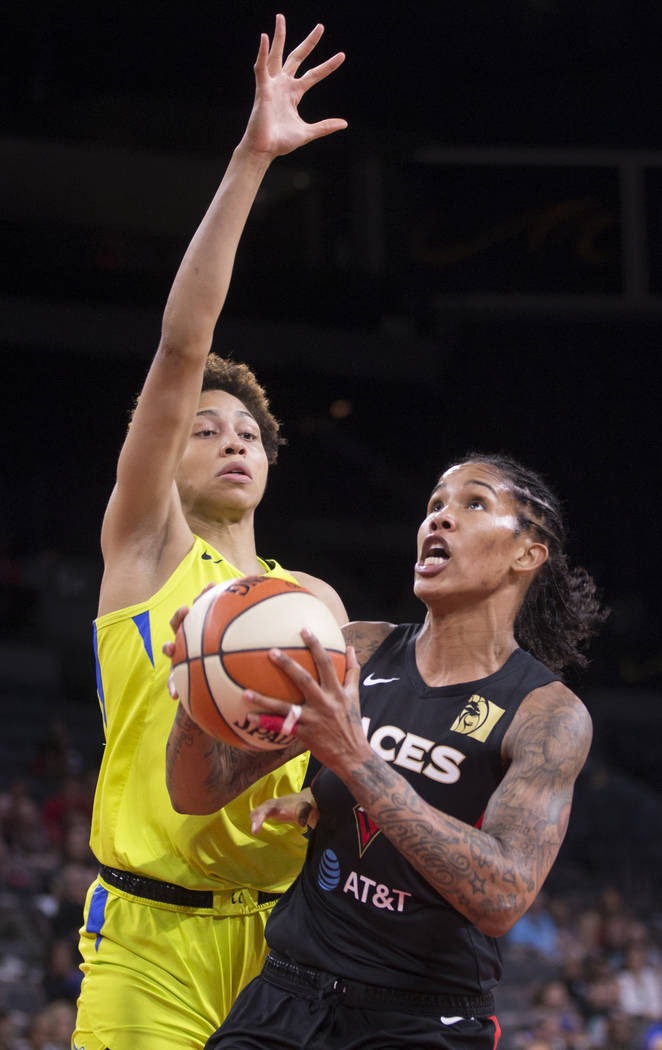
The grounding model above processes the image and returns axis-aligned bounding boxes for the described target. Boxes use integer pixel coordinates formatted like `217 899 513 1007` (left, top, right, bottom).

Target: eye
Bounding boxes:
195 427 217 438
241 431 258 442
467 496 486 510
427 499 444 515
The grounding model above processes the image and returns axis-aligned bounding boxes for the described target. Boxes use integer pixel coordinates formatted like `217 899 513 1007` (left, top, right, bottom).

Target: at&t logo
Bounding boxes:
317 849 411 913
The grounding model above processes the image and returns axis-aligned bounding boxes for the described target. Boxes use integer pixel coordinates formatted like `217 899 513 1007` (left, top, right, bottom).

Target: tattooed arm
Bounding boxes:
248 631 592 936
342 620 395 665
166 703 306 814
332 680 592 937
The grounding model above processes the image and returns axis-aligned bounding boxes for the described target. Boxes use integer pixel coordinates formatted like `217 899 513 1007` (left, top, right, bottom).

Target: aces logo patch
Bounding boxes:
450 694 504 742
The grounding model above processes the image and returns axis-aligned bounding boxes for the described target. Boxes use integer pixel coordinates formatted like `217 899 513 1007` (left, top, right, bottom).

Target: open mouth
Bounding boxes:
421 548 450 565
418 537 451 566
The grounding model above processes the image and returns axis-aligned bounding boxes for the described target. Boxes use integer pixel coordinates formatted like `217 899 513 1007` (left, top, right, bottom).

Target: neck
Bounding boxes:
189 512 264 577
415 601 519 687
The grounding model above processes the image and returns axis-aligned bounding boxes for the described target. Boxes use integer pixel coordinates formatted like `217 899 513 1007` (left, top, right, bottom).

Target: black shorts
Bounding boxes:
205 953 501 1050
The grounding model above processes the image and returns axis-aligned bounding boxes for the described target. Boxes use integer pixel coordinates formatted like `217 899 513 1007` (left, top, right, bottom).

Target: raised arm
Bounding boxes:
243 635 592 937
101 17 347 585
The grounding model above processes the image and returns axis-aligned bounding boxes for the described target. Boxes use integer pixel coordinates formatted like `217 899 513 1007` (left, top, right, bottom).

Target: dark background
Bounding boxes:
2 2 661 794
2 7 662 1043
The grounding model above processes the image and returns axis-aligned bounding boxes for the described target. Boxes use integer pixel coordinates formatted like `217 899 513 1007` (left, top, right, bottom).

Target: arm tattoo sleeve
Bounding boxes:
166 703 304 810
336 684 591 935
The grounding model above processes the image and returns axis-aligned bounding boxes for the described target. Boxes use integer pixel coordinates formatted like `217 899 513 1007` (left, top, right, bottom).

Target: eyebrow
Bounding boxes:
195 408 256 422
430 478 498 498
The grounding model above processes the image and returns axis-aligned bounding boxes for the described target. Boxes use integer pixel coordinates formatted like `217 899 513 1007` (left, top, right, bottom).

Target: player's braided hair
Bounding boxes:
201 354 284 464
450 452 608 676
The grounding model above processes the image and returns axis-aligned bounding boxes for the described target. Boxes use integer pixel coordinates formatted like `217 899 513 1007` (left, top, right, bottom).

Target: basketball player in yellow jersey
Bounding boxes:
73 16 348 1050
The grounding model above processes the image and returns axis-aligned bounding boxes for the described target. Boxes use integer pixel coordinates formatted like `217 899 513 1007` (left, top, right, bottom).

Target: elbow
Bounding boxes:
166 777 220 816
169 791 220 816
477 914 519 939
472 898 532 939
166 781 190 815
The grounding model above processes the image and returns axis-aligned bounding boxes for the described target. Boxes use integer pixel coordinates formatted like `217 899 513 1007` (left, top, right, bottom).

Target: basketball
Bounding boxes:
168 575 346 750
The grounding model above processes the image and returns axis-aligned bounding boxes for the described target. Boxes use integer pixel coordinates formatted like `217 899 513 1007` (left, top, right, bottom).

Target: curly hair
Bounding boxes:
200 354 284 465
445 452 608 676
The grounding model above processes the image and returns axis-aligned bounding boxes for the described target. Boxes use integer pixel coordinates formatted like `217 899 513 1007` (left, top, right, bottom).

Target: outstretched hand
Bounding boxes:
241 13 347 158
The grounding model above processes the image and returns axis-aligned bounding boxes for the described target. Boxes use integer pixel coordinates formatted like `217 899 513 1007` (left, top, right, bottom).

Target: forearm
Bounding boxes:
336 750 542 937
166 703 289 813
160 142 271 356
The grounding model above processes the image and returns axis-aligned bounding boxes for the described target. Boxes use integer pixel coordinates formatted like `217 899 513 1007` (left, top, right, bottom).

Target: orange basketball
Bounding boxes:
168 575 346 750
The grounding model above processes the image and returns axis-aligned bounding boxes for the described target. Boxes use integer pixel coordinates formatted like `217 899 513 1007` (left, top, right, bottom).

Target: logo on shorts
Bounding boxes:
317 849 341 891
450 694 504 742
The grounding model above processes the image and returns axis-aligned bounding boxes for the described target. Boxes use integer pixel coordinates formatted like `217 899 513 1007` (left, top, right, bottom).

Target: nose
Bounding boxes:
430 509 455 532
220 433 247 455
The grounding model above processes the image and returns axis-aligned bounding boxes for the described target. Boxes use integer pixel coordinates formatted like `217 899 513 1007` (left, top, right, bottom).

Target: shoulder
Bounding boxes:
288 571 348 627
341 620 397 668
503 679 593 774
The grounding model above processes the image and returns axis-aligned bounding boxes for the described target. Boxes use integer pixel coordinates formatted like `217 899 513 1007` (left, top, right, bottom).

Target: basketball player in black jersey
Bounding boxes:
166 453 605 1050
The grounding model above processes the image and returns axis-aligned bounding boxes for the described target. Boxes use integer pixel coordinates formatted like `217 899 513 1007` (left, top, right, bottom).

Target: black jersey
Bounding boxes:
266 624 559 997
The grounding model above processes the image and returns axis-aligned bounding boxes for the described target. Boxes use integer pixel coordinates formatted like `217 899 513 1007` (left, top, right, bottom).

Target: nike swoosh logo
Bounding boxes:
363 673 400 686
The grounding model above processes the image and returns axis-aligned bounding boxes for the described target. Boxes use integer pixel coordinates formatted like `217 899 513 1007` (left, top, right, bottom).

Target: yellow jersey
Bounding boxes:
90 535 308 892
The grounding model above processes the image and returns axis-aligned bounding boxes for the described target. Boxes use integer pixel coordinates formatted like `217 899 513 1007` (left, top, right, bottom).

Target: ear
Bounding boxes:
513 540 549 576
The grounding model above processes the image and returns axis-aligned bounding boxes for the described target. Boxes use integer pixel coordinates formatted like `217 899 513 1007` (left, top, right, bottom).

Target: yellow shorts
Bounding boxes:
73 874 277 1050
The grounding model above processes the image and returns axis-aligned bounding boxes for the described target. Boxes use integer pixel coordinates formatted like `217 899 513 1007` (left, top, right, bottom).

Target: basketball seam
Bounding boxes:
200 596 247 746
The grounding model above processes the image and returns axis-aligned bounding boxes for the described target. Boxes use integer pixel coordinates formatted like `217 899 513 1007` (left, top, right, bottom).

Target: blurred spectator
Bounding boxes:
531 978 589 1049
48 862 96 944
602 910 635 970
583 965 622 1045
41 775 92 850
41 940 82 1005
600 1008 637 1050
559 955 592 1020
559 908 604 969
642 1021 662 1050
0 1009 22 1050
20 1001 75 1050
30 723 82 788
617 944 662 1020
507 892 560 961
0 781 57 893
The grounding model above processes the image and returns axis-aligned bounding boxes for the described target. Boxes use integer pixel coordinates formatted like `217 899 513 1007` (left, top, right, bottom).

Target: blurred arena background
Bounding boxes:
2 3 662 1047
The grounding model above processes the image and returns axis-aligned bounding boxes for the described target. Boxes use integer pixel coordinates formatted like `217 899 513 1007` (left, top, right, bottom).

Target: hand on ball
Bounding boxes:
243 630 369 771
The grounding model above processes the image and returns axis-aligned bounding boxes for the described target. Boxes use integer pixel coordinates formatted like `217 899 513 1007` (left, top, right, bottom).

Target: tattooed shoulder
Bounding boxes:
503 680 593 776
342 621 396 668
